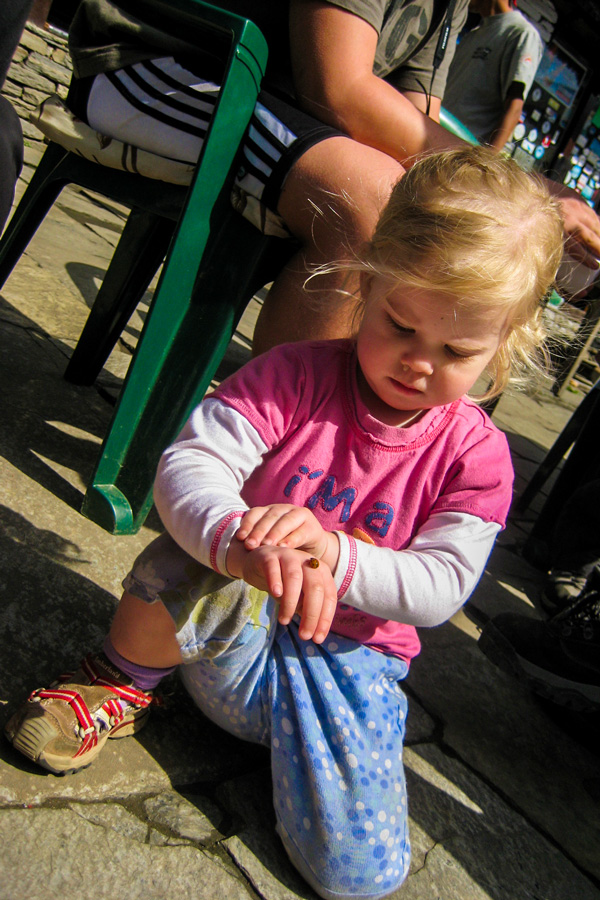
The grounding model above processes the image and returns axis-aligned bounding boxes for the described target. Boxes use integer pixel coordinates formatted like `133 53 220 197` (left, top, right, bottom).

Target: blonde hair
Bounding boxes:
348 147 565 399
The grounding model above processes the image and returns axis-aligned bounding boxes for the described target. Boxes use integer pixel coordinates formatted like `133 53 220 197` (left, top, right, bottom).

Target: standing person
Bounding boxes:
443 0 543 151
6 148 565 899
61 0 600 353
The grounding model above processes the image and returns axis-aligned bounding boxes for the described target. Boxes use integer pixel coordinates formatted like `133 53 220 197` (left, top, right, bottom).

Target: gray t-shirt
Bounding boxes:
442 10 543 141
328 0 468 97
69 0 467 100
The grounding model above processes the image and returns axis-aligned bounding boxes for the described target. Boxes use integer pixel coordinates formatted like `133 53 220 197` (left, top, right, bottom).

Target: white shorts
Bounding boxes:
84 57 343 236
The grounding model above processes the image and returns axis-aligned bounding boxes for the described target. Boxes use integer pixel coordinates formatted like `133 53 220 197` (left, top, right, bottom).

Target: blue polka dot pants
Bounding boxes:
125 533 412 899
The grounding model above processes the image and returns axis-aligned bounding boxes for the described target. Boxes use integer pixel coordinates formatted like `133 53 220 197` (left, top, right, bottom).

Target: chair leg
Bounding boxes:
551 302 600 397
82 210 294 534
0 142 70 288
64 210 175 385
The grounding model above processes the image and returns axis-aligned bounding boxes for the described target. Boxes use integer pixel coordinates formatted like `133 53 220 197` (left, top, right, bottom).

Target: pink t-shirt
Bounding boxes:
208 340 513 661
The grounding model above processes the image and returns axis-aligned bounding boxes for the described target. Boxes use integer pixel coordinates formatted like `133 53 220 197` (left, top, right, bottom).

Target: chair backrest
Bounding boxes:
113 0 265 73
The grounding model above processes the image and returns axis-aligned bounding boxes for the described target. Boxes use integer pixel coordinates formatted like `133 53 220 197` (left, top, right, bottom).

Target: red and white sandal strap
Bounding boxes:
30 687 99 756
28 661 154 759
79 654 153 708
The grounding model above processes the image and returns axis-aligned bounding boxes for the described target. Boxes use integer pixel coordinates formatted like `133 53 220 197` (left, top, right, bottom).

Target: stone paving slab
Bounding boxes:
407 612 600 881
401 743 600 900
0 807 257 900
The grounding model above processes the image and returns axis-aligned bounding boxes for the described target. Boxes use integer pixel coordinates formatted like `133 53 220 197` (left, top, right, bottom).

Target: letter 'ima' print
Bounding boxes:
284 467 394 536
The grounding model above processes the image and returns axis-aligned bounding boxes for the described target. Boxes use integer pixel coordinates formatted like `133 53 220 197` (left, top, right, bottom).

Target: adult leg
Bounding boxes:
84 58 218 163
80 67 404 351
0 0 33 88
252 136 403 355
0 0 33 231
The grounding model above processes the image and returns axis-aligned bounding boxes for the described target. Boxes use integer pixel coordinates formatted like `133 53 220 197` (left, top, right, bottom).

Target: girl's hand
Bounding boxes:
241 545 338 643
237 504 328 558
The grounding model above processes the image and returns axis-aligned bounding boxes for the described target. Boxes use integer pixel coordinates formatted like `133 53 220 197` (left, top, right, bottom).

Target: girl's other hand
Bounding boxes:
241 545 338 643
237 504 328 558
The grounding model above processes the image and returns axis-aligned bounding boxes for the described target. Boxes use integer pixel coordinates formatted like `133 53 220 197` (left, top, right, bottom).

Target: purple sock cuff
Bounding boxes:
103 636 176 691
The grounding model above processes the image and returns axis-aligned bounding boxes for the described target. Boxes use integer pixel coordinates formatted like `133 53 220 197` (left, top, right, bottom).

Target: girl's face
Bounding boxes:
355 275 508 426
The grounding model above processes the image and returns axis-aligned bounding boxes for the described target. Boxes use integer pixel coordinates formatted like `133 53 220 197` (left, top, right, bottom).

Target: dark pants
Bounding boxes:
0 95 24 233
0 1 33 88
551 479 600 577
0 1 32 232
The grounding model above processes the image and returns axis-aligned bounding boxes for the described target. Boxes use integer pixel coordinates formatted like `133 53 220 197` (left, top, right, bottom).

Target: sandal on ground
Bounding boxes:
4 653 154 775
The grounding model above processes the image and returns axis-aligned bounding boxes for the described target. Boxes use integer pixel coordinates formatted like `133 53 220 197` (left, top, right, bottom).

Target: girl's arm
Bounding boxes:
234 505 499 627
153 398 268 575
332 511 501 627
154 397 339 642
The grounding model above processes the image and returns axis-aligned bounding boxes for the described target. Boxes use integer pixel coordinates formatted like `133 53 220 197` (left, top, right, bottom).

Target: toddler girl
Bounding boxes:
6 148 564 900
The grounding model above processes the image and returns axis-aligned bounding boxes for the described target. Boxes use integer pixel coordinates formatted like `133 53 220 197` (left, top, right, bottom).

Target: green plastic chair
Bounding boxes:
0 0 295 535
79 0 298 534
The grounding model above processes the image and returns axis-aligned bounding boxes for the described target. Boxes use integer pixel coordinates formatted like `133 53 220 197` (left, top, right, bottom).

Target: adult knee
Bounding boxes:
278 137 404 256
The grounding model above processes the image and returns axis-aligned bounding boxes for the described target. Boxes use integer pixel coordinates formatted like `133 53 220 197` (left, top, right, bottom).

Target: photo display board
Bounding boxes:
507 39 589 173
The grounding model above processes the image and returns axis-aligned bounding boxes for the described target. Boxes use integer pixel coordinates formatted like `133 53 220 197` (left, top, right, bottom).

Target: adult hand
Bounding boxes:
548 181 600 268
242 545 338 643
236 504 328 557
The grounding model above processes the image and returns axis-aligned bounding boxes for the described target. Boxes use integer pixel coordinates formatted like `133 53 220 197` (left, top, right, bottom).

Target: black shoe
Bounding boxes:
540 569 588 616
478 570 600 712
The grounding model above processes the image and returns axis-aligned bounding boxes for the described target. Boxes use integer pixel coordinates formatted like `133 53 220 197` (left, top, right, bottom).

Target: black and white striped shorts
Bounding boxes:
82 57 343 236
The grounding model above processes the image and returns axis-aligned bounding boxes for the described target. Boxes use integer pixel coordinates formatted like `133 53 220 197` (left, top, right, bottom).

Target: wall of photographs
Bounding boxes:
506 39 589 176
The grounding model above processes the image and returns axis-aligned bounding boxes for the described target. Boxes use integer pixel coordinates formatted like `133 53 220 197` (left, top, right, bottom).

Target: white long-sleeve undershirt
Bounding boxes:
154 398 501 627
